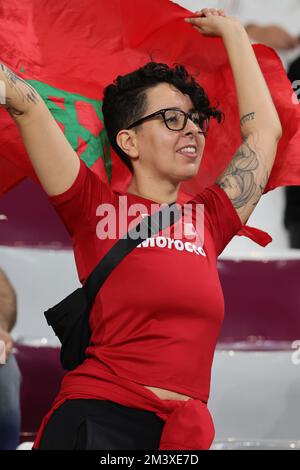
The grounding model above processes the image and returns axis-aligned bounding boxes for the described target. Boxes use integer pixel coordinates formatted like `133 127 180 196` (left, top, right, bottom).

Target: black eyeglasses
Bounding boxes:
127 107 210 136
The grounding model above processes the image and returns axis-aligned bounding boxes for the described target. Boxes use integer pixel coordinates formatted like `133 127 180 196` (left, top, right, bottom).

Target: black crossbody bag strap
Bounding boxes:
83 201 181 303
44 200 182 370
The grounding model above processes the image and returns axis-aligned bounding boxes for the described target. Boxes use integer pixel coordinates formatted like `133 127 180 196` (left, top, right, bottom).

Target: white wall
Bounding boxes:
0 246 79 344
222 186 290 255
210 349 300 442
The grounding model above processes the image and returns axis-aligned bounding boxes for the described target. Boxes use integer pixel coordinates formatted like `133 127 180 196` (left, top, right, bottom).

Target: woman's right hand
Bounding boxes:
184 7 245 39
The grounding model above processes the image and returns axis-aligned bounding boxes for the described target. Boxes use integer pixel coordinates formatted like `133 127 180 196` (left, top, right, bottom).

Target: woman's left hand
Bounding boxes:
184 8 244 39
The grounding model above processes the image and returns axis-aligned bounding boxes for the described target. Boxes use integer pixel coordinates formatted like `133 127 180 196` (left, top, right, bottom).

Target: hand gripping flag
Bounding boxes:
1 0 300 246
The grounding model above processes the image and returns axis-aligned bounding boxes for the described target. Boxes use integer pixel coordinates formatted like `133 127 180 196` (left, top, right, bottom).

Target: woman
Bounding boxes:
0 8 282 450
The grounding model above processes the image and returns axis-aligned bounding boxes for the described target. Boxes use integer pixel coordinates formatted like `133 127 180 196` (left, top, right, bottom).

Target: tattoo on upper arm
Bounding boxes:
216 138 269 212
251 168 269 208
0 63 40 116
240 112 255 127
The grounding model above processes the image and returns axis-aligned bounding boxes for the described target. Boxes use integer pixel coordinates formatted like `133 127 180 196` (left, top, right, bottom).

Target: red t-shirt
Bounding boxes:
46 158 242 401
33 159 244 450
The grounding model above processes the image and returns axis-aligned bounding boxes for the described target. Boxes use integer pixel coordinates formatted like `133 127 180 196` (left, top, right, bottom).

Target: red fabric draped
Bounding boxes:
1 0 300 245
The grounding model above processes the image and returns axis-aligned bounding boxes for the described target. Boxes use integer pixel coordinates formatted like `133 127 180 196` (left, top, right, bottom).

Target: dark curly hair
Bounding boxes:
102 61 224 173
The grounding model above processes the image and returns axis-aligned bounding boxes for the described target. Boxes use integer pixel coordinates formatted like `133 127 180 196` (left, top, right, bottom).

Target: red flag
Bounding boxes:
0 0 300 244
0 156 25 195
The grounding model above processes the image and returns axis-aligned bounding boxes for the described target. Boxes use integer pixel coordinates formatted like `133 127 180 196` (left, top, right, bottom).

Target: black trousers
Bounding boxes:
284 56 300 248
37 399 165 450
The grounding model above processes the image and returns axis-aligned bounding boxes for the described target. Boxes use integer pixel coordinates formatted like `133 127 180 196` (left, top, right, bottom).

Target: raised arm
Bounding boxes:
185 9 282 225
0 63 80 196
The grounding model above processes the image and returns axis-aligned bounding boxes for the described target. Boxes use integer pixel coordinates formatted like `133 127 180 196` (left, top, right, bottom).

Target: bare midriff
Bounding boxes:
142 385 193 401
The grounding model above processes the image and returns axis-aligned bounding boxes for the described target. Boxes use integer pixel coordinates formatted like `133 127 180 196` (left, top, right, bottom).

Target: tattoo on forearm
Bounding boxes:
240 112 255 127
0 63 40 116
251 169 270 208
216 139 269 211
